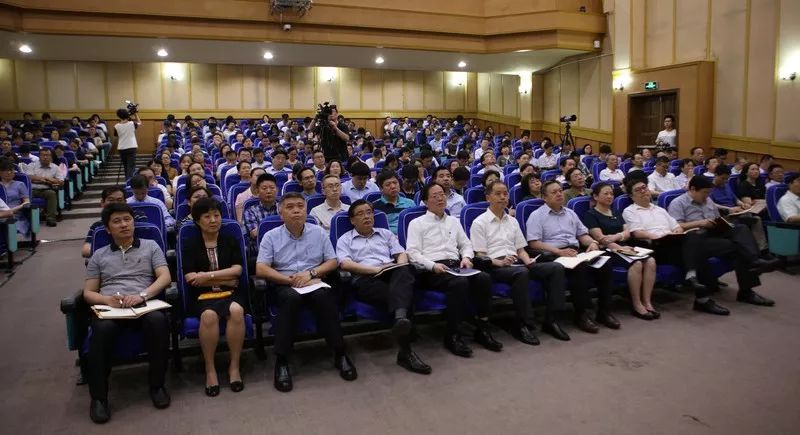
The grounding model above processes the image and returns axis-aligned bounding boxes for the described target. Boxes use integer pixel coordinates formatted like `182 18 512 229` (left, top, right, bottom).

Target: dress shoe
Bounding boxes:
230 381 245 393
335 354 358 381
542 320 570 341
647 309 661 319
630 308 655 321
693 299 730 315
737 290 775 307
89 399 110 424
150 386 171 409
391 317 412 340
474 326 503 352
512 324 540 346
205 385 220 397
576 312 599 333
46 220 57 227
444 334 473 358
397 349 432 375
274 362 293 392
596 311 621 329
749 258 780 273
684 277 707 291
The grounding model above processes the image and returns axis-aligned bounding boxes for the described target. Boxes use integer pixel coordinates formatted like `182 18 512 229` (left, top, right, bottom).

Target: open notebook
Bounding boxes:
91 299 171 320
553 250 606 269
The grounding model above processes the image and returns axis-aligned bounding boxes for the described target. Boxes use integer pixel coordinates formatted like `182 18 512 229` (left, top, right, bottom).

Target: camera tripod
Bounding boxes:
561 121 575 149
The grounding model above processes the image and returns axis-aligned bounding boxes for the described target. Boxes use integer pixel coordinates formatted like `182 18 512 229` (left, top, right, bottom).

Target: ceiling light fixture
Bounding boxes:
156 48 168 57
263 51 274 60
458 60 467 68
514 49 531 53
18 44 32 54
375 56 384 64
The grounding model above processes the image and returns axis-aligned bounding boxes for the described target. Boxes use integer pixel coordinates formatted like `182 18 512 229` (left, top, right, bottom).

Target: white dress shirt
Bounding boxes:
310 200 349 233
535 153 559 169
406 211 473 271
470 209 526 258
777 190 800 222
599 168 625 182
622 203 679 237
648 170 680 193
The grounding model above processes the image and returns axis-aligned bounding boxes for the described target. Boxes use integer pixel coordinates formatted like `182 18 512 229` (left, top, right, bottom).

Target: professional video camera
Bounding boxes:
559 114 577 123
124 100 139 115
315 101 336 125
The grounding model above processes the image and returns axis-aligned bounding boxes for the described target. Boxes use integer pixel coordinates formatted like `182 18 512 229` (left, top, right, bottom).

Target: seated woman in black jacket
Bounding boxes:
181 197 246 397
582 182 659 320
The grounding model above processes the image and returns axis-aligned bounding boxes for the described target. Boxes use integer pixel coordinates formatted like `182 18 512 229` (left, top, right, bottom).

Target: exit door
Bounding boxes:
628 91 678 154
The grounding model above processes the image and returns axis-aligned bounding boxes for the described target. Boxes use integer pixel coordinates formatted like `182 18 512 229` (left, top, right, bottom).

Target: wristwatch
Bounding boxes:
139 291 148 303
309 268 318 279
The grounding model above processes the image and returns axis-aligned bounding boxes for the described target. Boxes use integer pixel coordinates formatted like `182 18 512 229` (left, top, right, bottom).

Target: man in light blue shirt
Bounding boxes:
371 170 415 234
337 199 429 375
341 161 379 203
255 192 356 393
127 175 175 231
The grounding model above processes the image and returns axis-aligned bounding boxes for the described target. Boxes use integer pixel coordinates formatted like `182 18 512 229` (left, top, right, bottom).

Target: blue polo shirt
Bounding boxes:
710 183 738 207
372 195 415 234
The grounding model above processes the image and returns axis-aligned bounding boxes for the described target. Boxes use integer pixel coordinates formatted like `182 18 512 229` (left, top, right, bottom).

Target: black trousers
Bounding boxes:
272 284 345 356
417 270 492 335
564 260 613 314
490 263 566 324
352 265 415 314
119 148 137 179
653 224 761 297
87 311 169 401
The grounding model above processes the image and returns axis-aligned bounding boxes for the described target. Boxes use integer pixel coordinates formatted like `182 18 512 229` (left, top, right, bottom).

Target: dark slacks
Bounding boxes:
32 188 58 220
87 311 169 401
272 284 345 356
564 260 613 314
417 270 492 334
490 262 566 324
653 224 761 297
119 148 137 179
352 265 415 314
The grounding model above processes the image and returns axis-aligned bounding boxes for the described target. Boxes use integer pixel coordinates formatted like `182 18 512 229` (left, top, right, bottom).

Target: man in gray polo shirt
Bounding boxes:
667 176 778 312
82 203 172 424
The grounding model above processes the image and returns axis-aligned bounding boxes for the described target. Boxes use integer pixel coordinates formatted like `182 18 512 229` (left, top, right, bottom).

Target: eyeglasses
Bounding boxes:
633 185 648 193
324 183 341 189
352 210 373 218
428 192 446 199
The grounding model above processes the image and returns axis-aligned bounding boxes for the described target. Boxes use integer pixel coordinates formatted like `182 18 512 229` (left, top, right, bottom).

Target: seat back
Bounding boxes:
257 215 317 243
175 199 229 223
612 194 633 215
128 202 167 246
460 202 489 238
364 191 383 203
515 198 545 235
464 186 486 204
657 189 687 209
592 161 607 181
509 184 524 207
227 182 250 215
397 206 430 247
90 222 165 255
766 184 788 222
124 187 166 204
505 172 521 189
329 210 389 249
541 169 561 181
566 196 591 218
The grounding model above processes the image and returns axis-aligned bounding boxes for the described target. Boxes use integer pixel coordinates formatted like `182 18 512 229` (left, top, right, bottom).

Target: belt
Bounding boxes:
435 259 460 268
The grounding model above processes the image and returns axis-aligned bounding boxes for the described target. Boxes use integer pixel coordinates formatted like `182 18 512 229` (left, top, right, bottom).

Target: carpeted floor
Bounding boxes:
1 226 799 434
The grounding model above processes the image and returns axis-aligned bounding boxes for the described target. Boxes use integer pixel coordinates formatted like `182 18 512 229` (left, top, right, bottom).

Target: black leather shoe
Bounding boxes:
274 362 293 392
512 324 540 346
542 320 570 341
205 385 220 397
335 354 358 381
647 309 661 319
89 399 110 424
596 311 621 329
737 290 775 307
46 220 57 227
749 258 780 273
474 326 503 352
576 312 599 333
684 277 707 291
150 386 171 409
230 381 244 393
631 309 655 321
693 299 730 315
391 317 412 340
444 334 473 357
397 349 432 375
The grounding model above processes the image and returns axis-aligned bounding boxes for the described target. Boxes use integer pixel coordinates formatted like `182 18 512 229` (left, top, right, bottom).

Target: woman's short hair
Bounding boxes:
481 170 500 186
191 197 222 222
521 173 538 196
565 167 582 183
116 108 129 120
591 181 613 196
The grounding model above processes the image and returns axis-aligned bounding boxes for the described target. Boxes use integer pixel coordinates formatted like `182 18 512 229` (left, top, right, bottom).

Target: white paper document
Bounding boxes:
553 250 605 269
292 282 332 295
445 267 482 277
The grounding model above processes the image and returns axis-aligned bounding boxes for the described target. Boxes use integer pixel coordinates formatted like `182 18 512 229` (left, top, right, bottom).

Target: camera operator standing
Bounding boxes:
314 103 349 163
114 104 141 179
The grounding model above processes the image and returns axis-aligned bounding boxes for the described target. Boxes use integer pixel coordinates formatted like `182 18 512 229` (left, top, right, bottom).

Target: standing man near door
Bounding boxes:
114 107 141 180
655 115 677 148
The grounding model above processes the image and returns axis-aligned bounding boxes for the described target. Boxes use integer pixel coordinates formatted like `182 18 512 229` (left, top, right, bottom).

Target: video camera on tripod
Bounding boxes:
559 114 577 147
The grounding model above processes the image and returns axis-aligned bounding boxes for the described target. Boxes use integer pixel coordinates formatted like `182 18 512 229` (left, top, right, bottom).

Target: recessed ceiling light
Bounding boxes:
375 56 384 64
263 51 274 60
458 60 467 68
18 44 32 54
515 49 531 53
156 48 168 57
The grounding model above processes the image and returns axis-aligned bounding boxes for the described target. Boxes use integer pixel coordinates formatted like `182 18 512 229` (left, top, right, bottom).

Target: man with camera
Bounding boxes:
314 103 349 163
114 103 141 179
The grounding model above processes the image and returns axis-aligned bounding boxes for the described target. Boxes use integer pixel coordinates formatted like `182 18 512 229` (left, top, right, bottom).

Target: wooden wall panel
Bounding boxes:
290 67 314 110
15 60 46 109
162 63 189 110
445 72 466 111
266 66 290 110
361 69 383 111
710 0 747 136
382 70 404 111
105 62 134 112
745 0 779 138
579 58 600 129
423 71 443 111
76 62 106 110
774 0 800 142
45 61 77 111
645 0 674 67
242 65 267 110
501 74 518 117
599 55 613 131
0 59 16 108
217 64 243 110
560 63 579 122
489 74 503 114
477 73 490 113
405 71 424 111
133 62 162 109
675 0 708 63
189 63 216 109
338 68 361 111
614 0 632 69
543 70 560 124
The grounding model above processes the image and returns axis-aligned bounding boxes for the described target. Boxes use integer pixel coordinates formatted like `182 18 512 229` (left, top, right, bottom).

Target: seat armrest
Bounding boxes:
164 283 179 304
767 222 800 230
251 276 268 294
60 289 84 314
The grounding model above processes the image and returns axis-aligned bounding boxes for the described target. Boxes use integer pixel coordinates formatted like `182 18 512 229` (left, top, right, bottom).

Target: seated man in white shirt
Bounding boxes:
555 157 576 183
599 154 625 182
137 167 173 210
406 182 503 358
777 173 800 223
535 142 559 170
765 164 785 188
310 149 327 174
266 149 293 178
342 162 379 203
310 175 349 233
473 138 490 162
470 181 569 344
427 166 466 217
127 175 175 231
647 156 680 197
476 151 505 182
250 148 269 170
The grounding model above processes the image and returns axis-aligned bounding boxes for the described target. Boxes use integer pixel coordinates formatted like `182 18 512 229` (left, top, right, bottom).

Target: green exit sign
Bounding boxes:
644 81 659 90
